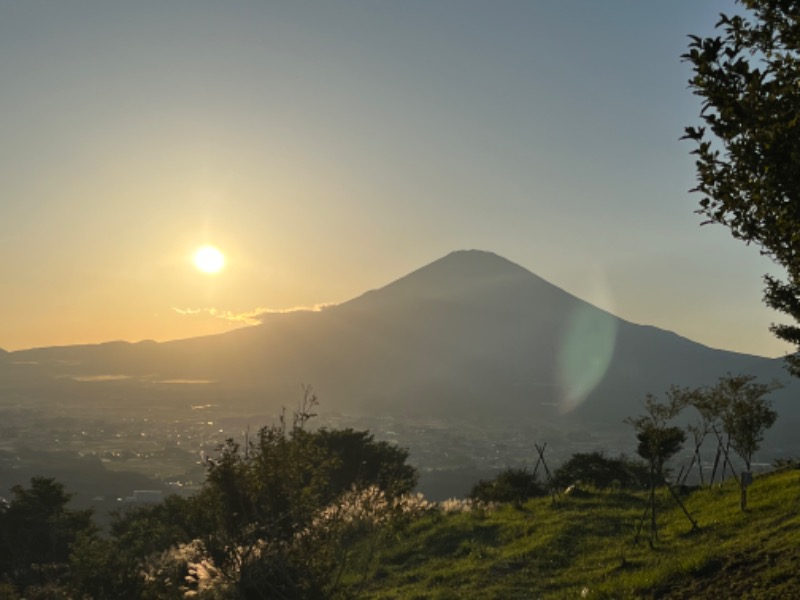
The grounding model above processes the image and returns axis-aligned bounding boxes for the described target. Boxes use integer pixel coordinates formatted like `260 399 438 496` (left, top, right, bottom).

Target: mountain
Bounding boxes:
4 250 797 444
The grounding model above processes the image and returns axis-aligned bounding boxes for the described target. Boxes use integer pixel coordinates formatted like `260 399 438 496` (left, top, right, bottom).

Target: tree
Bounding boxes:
195 423 341 598
634 426 686 483
626 390 696 545
69 494 200 600
683 1 800 372
711 374 780 471
668 386 711 486
189 391 419 599
310 428 418 500
63 390 418 599
0 478 93 592
626 391 688 483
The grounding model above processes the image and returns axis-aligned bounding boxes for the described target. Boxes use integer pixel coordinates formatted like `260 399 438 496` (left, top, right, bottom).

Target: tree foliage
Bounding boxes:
186 402 411 596
0 477 93 593
683 1 800 371
68 495 200 599
626 390 699 544
634 426 686 480
468 468 546 505
311 428 418 500
711 374 780 470
625 390 688 482
175 391 417 599
32 391 418 600
552 452 649 490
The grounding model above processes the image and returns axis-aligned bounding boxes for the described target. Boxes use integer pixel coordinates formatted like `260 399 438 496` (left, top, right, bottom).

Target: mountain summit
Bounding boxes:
342 250 579 311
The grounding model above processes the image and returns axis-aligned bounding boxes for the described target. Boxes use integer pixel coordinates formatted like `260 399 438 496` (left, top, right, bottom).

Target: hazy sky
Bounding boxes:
1 1 791 358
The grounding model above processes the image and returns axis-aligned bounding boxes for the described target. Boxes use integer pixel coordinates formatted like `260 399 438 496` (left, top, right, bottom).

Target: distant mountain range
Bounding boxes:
2 250 797 449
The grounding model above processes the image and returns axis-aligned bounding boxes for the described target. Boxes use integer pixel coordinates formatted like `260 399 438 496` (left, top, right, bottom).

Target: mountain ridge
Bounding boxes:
6 249 772 360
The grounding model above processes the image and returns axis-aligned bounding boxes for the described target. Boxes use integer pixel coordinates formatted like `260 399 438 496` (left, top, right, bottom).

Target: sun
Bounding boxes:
193 245 225 274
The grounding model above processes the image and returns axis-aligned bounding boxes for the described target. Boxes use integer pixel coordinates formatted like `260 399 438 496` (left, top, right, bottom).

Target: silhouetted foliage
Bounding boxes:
683 1 800 372
0 390 419 599
635 426 686 479
553 452 649 490
773 456 800 470
627 390 698 544
185 390 418 598
682 374 781 477
194 420 338 597
69 494 200 600
680 385 722 486
0 477 93 593
311 428 418 501
469 468 546 505
626 390 688 482
712 374 780 470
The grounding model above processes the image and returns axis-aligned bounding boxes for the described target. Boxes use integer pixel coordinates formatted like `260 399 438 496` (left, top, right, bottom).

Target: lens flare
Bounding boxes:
557 305 617 414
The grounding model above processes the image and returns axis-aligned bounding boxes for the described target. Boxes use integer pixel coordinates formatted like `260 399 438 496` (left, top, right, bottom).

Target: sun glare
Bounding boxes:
193 245 225 274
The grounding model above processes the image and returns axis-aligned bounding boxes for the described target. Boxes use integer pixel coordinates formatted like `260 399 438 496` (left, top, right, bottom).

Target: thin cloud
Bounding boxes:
172 304 331 325
172 308 206 316
69 374 132 382
153 379 215 385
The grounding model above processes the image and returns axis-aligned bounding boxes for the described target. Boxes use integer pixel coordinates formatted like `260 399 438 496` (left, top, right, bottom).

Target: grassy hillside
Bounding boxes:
343 467 800 599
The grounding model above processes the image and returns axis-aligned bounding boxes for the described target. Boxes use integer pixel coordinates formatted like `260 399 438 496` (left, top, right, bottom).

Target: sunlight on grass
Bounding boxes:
344 469 800 599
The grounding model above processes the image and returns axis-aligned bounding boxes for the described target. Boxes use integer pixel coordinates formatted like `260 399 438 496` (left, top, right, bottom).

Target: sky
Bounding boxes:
0 1 792 358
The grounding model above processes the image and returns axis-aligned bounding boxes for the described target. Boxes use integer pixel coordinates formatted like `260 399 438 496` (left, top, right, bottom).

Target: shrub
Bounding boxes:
468 468 546 505
553 452 649 490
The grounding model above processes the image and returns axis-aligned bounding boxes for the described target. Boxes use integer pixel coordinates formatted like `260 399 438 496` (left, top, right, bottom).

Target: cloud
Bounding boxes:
172 304 330 325
153 379 215 385
69 374 132 382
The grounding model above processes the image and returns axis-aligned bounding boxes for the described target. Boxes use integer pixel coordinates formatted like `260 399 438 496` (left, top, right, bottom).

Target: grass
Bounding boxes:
341 467 800 599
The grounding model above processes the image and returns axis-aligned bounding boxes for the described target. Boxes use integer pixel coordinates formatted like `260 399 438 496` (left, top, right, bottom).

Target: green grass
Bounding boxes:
341 468 800 599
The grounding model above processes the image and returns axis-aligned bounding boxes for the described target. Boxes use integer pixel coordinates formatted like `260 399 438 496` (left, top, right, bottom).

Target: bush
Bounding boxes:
468 468 546 505
553 452 648 490
185 394 419 598
70 393 419 599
